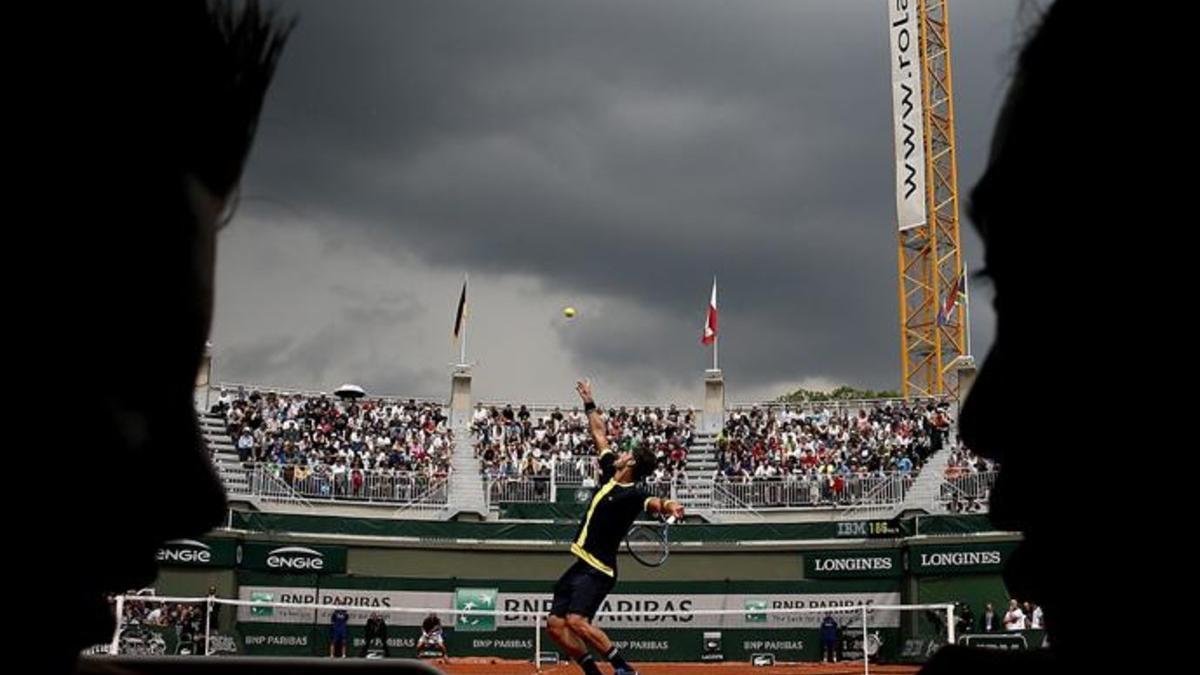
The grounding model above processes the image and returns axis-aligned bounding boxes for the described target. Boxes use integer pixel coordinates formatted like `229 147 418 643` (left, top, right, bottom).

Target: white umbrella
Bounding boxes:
334 383 367 400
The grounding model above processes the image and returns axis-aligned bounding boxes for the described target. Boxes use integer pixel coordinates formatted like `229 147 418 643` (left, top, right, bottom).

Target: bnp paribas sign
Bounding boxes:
156 538 237 567
455 588 498 632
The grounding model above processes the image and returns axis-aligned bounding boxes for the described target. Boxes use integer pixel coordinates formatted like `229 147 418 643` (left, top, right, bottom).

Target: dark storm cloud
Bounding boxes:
225 0 1020 396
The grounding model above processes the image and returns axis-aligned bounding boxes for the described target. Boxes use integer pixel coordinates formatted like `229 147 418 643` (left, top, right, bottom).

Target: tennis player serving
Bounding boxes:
545 380 686 675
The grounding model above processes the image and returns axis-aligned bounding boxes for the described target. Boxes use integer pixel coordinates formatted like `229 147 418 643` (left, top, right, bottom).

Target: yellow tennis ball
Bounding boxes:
563 306 577 318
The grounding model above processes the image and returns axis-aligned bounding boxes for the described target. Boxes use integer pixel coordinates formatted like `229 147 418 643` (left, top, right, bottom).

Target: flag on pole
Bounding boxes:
453 278 468 339
937 268 966 327
701 279 718 345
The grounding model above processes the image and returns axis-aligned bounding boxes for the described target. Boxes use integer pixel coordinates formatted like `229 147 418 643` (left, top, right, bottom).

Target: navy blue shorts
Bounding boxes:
550 559 615 620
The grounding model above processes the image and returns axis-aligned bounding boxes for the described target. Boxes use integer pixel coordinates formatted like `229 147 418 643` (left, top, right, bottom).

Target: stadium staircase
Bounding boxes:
200 412 250 497
882 444 954 518
674 430 721 523
199 412 312 510
441 419 489 521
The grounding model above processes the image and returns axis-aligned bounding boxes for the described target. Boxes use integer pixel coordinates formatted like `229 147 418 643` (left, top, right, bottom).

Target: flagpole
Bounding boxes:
460 273 468 366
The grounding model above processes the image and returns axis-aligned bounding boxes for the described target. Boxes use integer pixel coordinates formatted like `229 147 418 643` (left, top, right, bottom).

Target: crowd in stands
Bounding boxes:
945 445 998 476
211 390 454 493
941 445 999 512
207 388 995 510
122 598 207 630
474 403 696 487
117 596 212 654
716 402 956 483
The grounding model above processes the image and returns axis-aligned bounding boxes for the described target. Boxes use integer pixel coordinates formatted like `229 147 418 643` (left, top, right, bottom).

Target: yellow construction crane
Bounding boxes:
889 0 971 399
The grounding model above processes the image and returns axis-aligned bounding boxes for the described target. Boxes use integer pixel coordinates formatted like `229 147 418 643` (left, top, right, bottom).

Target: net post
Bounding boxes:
534 613 542 672
947 603 956 645
205 595 214 656
861 604 870 675
110 594 125 655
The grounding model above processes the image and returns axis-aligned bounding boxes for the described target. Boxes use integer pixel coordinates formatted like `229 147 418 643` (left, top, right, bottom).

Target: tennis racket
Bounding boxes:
625 515 675 567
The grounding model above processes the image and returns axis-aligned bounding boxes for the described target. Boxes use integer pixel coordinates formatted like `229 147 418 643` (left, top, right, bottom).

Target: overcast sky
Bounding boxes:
212 0 1026 405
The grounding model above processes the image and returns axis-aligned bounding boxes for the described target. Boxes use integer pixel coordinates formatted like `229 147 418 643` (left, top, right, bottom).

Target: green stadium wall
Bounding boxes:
138 514 1023 662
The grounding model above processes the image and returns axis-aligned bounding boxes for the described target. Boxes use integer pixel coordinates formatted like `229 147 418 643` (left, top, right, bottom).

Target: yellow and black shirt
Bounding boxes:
569 450 651 577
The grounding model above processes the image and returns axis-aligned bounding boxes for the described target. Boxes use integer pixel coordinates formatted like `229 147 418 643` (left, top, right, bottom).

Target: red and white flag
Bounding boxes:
701 279 718 345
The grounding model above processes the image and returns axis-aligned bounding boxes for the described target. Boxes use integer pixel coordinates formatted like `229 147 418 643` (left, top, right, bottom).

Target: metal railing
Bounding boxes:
712 474 910 509
487 476 553 503
938 471 997 510
708 479 765 519
479 470 916 511
208 382 447 407
727 396 951 413
242 464 448 508
484 471 677 505
549 457 596 484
